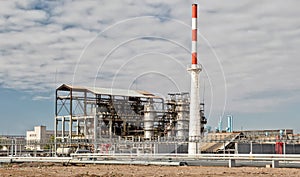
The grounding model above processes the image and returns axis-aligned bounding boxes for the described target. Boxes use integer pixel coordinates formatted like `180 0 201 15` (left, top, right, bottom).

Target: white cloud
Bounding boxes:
32 95 52 101
0 0 300 131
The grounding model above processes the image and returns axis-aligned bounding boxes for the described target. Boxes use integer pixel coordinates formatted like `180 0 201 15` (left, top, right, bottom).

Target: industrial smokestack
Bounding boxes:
188 3 202 155
191 4 197 65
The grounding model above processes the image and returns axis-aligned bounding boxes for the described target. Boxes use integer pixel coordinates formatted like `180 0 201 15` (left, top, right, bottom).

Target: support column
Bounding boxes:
229 159 236 168
272 160 279 168
62 117 65 142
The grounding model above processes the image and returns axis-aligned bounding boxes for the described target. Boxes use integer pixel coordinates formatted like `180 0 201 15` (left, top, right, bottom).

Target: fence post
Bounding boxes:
229 159 236 168
272 160 279 168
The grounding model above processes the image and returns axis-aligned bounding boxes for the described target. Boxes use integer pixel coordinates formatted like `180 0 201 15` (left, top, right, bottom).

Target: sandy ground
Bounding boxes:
0 163 300 177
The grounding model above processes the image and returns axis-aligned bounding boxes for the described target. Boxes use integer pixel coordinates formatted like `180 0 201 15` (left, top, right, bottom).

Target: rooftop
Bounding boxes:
57 84 160 98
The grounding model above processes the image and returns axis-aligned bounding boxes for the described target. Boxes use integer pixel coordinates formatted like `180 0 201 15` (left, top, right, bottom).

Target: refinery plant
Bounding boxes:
53 4 205 155
53 83 300 156
54 84 206 155
1 4 300 166
51 4 300 156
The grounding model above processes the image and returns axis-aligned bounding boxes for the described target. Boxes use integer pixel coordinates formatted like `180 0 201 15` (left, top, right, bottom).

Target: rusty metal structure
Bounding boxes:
54 84 166 152
54 84 207 154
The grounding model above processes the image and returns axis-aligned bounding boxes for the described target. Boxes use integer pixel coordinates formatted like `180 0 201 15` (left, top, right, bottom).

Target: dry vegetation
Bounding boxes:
0 163 299 177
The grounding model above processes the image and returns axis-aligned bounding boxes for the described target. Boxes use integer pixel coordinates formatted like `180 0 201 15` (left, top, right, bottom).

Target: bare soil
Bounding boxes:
0 163 299 177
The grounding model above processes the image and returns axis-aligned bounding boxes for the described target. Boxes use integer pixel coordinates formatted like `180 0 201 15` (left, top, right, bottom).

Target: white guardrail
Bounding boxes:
1 154 300 168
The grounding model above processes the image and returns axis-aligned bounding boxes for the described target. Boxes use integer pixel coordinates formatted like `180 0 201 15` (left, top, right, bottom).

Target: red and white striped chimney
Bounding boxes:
188 3 202 155
191 4 198 65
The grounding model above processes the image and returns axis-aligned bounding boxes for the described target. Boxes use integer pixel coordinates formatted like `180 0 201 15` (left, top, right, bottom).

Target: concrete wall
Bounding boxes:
237 143 300 154
154 143 188 154
285 144 300 154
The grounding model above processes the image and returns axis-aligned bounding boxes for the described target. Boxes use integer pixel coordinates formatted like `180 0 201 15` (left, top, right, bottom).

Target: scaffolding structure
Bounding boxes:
54 84 165 153
164 93 190 139
54 84 210 155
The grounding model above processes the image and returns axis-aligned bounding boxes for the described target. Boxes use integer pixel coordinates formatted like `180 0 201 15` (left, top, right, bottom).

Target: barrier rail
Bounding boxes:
1 153 300 168
71 153 300 168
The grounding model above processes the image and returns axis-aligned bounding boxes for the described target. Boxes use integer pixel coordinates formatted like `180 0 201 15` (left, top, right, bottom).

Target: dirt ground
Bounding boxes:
0 163 300 177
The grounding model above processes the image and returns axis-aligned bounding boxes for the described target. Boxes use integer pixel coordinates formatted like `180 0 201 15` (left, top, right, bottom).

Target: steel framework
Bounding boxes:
54 84 164 153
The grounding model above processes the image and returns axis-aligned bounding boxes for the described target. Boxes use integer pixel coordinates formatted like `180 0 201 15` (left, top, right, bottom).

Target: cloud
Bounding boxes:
32 95 52 101
0 0 299 128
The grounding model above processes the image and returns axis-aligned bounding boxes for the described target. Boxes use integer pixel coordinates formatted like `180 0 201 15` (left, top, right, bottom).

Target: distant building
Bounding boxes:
238 129 293 137
26 125 54 150
199 129 300 154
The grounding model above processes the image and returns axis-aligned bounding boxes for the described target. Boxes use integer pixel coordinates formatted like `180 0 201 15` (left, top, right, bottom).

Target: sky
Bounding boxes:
0 0 300 135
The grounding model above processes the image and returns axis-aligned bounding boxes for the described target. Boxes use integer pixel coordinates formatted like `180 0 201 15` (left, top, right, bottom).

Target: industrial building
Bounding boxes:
199 130 300 154
26 125 54 150
54 84 206 154
54 84 300 155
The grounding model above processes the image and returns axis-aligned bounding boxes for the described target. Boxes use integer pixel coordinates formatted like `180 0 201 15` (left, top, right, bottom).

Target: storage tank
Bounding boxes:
144 102 156 139
56 147 73 157
176 98 189 139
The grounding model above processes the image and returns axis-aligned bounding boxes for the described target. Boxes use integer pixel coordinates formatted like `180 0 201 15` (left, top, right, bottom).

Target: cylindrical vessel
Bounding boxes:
176 98 189 138
144 102 156 139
